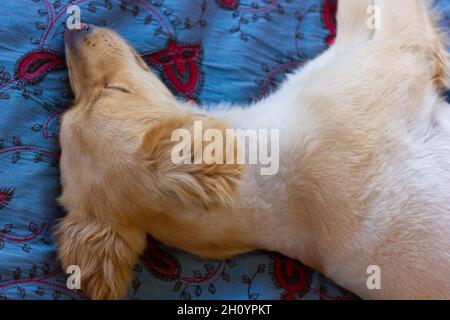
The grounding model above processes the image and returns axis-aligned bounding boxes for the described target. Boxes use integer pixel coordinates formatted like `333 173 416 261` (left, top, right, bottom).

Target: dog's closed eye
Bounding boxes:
105 84 131 94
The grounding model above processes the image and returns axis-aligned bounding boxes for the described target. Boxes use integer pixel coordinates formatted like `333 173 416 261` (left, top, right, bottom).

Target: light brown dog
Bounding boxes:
58 0 450 299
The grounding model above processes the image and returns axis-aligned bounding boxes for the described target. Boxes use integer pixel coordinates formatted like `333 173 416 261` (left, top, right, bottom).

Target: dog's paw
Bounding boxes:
55 214 147 300
81 261 132 300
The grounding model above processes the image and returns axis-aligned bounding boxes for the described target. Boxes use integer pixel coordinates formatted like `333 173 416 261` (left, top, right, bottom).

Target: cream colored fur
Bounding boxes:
57 0 450 299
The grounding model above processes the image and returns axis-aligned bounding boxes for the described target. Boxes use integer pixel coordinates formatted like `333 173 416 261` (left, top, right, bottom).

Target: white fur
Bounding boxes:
180 1 450 299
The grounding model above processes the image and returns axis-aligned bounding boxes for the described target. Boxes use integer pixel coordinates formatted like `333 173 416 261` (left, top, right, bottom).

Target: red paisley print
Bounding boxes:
144 39 203 100
141 236 181 281
270 253 311 300
0 188 15 210
14 49 64 86
323 0 338 45
216 0 240 10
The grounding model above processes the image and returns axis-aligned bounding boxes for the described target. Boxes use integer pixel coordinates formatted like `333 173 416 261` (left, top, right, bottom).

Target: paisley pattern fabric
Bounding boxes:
0 0 448 300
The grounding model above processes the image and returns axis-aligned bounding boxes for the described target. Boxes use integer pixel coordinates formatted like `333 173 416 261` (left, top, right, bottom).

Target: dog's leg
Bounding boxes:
374 0 434 39
334 0 448 86
55 213 146 299
334 0 375 46
374 0 449 86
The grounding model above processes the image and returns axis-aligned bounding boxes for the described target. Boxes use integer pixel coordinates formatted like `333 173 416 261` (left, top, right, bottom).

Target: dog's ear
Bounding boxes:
137 114 243 209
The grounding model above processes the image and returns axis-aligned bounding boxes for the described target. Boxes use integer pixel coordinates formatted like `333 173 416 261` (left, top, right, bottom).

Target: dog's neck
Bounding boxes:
166 49 376 296
170 61 334 268
140 44 405 300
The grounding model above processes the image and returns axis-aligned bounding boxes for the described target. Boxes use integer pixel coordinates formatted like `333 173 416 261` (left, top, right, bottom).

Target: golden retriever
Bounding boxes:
57 0 450 299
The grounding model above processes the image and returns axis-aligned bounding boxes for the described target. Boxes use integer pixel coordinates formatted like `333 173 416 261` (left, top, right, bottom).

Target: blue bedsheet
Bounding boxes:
0 0 448 300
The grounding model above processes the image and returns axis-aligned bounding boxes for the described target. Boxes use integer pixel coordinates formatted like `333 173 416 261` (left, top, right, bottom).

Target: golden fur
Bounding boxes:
57 0 450 299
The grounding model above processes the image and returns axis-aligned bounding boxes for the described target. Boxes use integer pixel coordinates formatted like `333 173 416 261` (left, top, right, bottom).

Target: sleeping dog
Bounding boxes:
58 0 450 299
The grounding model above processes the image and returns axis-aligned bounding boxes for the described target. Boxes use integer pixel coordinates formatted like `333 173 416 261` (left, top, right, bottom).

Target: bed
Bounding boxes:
0 0 448 300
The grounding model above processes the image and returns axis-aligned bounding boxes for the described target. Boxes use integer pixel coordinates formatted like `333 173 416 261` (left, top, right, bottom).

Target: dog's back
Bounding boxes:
241 0 450 299
298 0 450 299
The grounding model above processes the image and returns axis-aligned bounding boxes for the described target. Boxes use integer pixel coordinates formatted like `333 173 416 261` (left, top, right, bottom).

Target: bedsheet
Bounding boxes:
0 0 448 300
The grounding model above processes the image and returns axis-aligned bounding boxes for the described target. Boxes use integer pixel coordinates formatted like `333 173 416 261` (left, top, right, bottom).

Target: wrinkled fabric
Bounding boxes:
0 0 448 300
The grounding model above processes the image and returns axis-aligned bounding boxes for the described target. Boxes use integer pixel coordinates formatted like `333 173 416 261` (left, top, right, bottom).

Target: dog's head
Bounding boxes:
64 24 172 102
62 25 243 212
